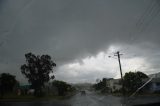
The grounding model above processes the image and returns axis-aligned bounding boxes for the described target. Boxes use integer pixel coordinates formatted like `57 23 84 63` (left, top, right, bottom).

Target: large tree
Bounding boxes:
123 71 148 93
0 73 17 97
21 53 56 96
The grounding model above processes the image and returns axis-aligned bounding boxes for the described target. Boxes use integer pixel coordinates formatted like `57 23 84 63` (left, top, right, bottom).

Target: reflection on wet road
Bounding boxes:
0 91 123 106
0 101 67 106
1 91 160 106
68 90 122 106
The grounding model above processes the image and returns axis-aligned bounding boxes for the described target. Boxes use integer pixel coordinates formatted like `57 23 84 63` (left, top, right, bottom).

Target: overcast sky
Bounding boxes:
0 0 160 84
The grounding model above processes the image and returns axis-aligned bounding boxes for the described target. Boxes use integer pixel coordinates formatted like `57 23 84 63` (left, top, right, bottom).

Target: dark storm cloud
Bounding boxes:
0 0 160 82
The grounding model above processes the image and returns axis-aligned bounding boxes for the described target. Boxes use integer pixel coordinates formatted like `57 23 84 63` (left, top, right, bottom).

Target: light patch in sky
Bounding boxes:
55 45 150 83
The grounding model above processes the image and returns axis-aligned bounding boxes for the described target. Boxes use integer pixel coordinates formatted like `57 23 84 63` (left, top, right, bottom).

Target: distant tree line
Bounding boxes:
0 52 75 98
93 71 149 95
52 80 75 96
93 78 107 90
0 73 18 97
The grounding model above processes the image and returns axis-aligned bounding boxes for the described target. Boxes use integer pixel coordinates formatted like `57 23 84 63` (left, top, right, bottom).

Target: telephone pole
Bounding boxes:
114 51 123 80
114 51 125 96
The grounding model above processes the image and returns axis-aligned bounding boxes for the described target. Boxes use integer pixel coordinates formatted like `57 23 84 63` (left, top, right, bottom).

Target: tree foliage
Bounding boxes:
123 71 148 93
93 78 107 90
0 73 17 97
52 80 72 96
21 53 56 96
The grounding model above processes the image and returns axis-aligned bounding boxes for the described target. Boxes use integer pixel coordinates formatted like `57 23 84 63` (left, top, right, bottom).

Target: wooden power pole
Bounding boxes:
114 51 124 96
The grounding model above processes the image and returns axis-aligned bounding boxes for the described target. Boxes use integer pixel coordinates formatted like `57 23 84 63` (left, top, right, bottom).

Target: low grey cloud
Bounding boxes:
0 0 160 83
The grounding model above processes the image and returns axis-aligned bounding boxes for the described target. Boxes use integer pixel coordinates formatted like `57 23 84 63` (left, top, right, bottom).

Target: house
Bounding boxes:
143 72 160 93
106 78 122 92
150 78 160 92
16 84 31 95
142 78 160 93
148 72 160 78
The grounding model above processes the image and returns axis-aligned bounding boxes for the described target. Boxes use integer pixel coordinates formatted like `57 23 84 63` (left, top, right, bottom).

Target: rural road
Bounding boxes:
0 91 160 106
67 90 122 106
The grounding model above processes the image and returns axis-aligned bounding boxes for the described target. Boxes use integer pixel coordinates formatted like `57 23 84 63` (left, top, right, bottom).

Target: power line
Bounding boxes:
139 1 160 33
127 1 155 45
120 0 160 52
136 0 156 28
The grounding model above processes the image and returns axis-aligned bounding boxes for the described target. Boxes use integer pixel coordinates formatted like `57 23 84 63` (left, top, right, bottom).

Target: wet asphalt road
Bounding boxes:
68 91 122 106
0 91 160 106
0 91 123 106
0 101 67 106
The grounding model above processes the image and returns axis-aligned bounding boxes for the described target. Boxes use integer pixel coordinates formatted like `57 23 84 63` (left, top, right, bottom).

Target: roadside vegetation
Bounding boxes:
123 71 148 95
93 78 109 93
0 52 159 101
92 71 158 96
0 53 76 101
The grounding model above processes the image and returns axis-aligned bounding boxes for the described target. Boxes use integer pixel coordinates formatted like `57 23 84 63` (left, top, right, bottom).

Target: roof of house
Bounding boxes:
148 72 160 78
143 78 160 83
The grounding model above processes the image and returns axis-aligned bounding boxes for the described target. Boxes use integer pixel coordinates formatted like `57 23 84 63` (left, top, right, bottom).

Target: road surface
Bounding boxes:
0 91 160 106
0 91 123 106
67 90 122 106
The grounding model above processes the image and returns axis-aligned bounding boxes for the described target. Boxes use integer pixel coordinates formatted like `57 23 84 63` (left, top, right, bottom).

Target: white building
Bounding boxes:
148 72 160 78
106 79 122 92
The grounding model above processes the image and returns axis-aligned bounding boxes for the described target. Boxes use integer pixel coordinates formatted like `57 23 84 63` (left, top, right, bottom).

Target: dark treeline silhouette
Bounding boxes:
0 73 18 98
0 53 76 98
52 80 75 96
123 71 148 94
93 78 107 92
21 52 56 97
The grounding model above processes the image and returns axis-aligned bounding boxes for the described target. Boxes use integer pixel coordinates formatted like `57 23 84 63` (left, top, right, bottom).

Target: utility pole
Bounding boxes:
114 51 125 97
114 51 123 80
